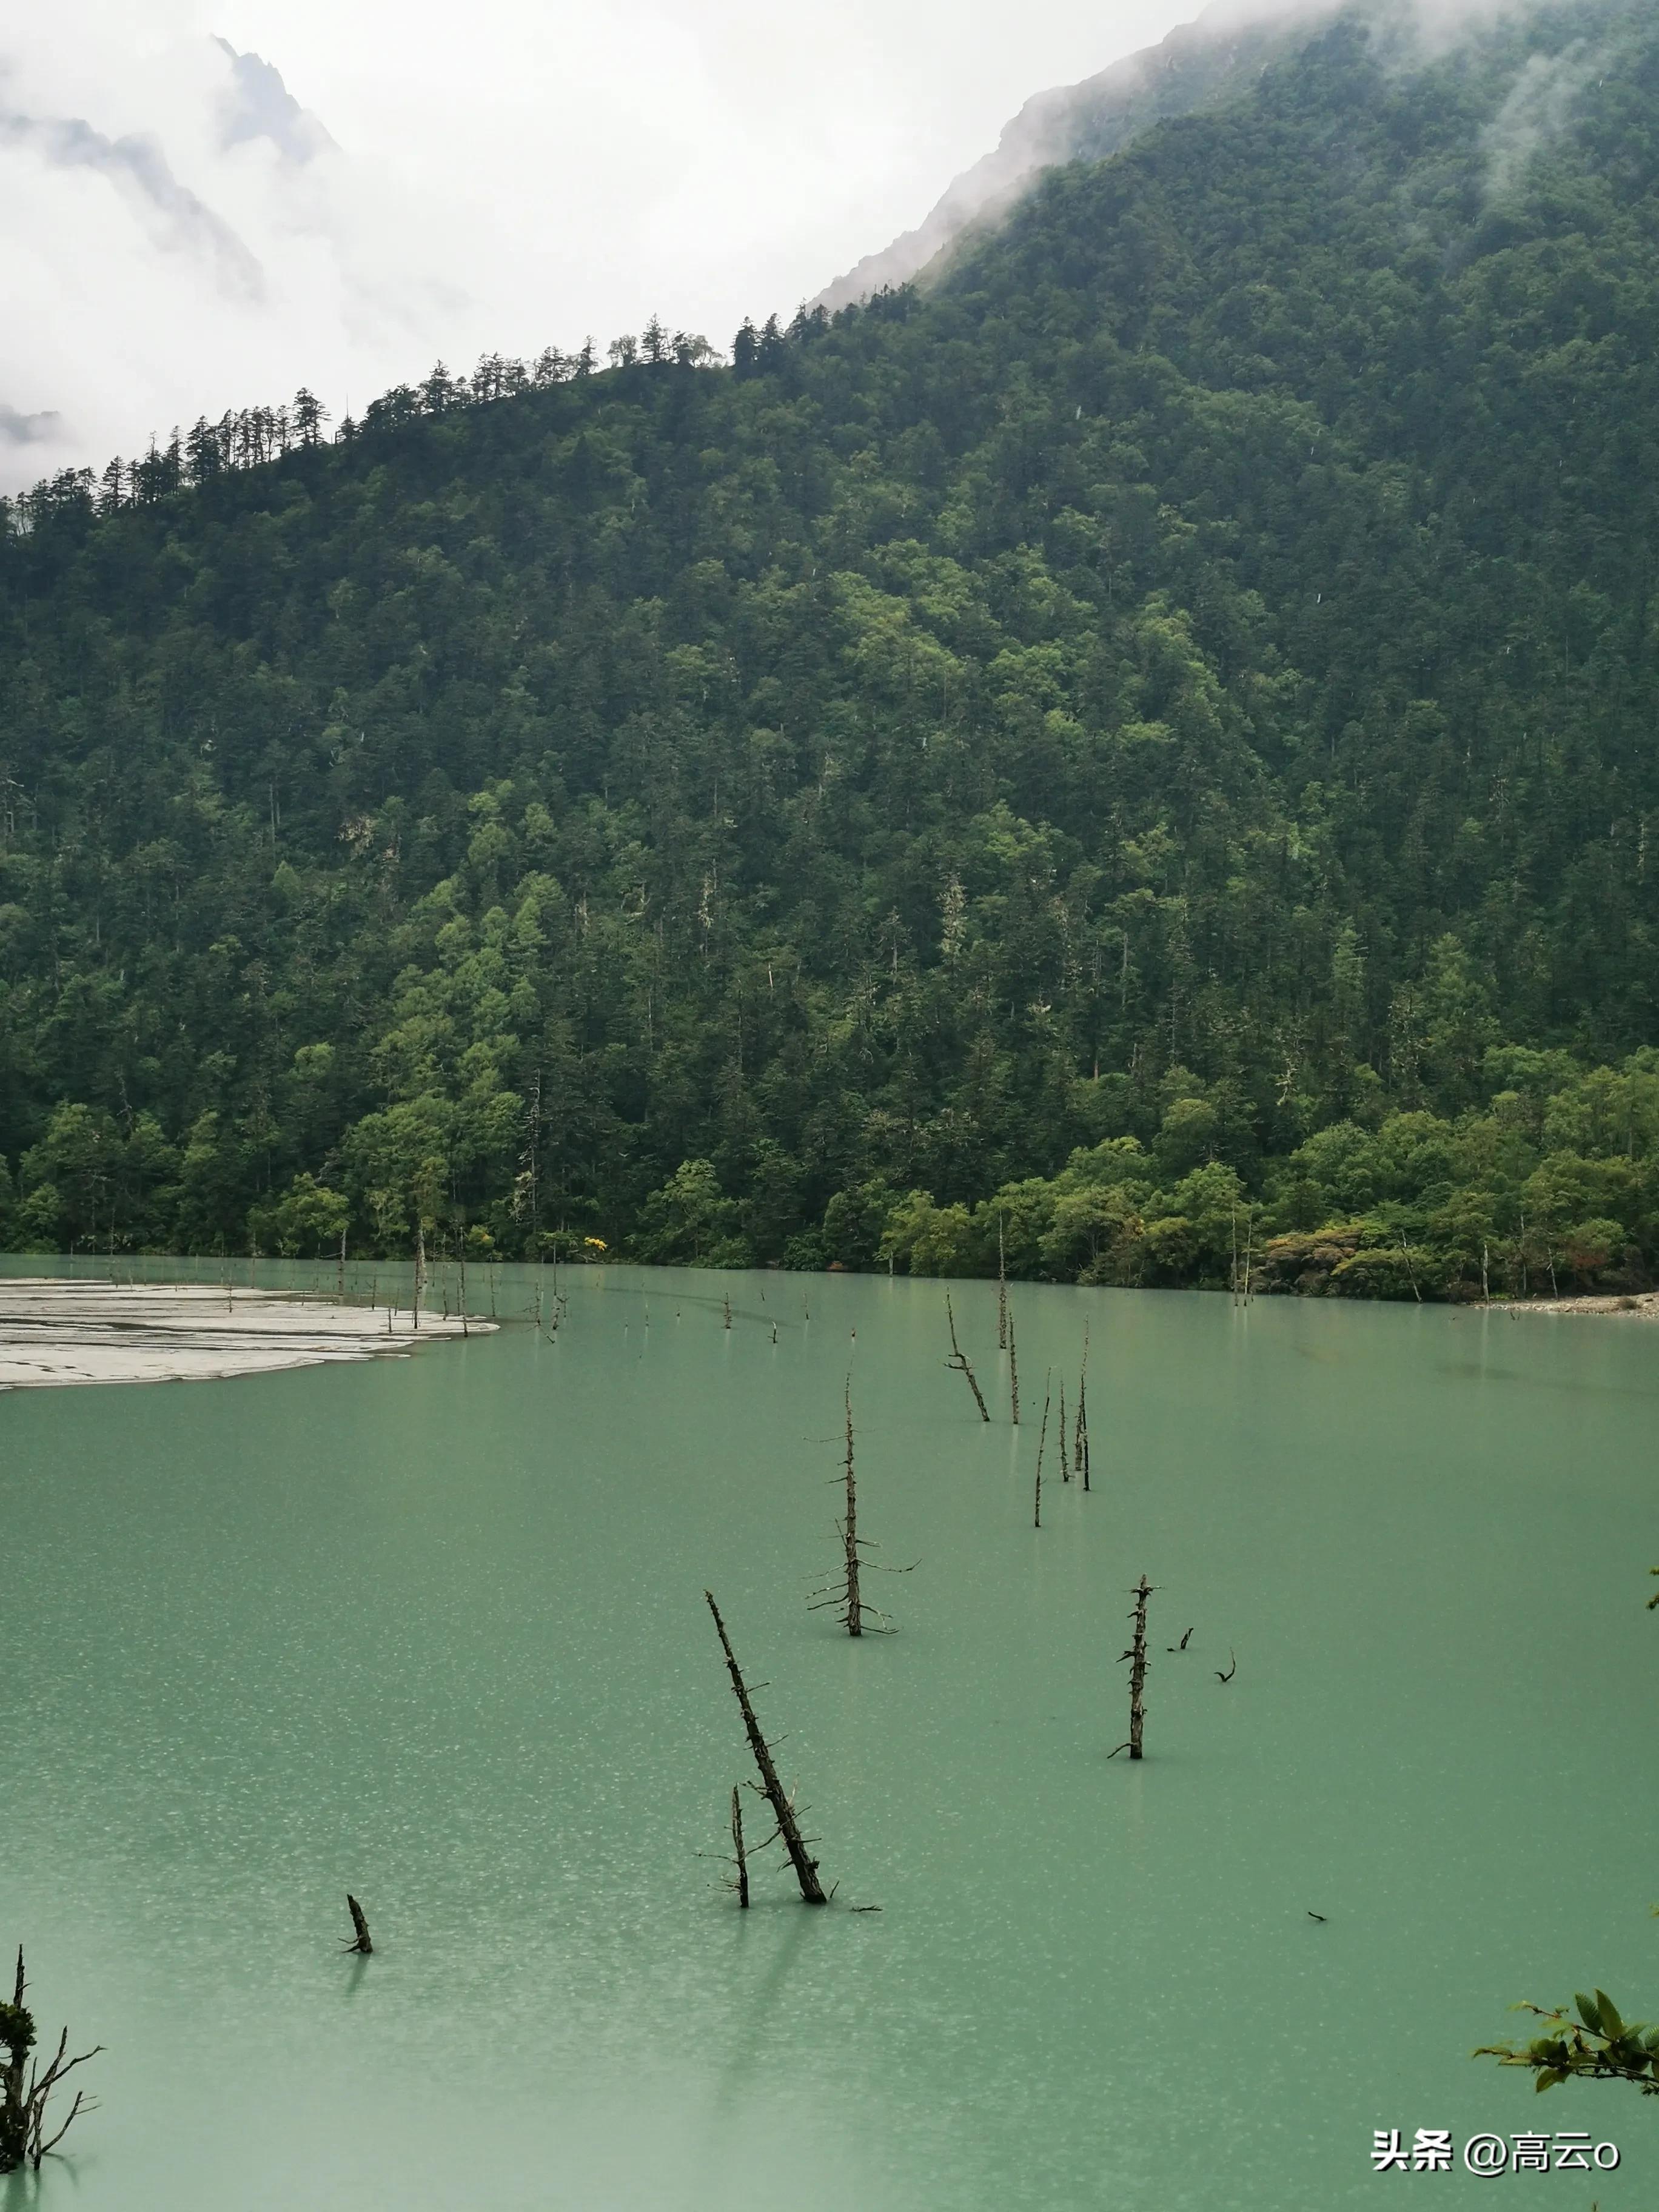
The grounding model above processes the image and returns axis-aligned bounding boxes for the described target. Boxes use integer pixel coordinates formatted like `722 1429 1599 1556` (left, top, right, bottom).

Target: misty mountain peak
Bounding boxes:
213 38 337 165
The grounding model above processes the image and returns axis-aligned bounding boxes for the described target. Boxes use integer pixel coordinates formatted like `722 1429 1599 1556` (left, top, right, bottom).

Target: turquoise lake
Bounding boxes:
2 1262 1654 2208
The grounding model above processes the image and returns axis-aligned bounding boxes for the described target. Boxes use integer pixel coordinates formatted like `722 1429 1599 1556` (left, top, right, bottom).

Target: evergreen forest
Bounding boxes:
5 0 1659 1301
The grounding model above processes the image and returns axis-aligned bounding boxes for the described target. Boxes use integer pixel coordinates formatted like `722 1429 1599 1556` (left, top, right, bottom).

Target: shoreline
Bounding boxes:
1474 1290 1659 1321
0 1278 495 1390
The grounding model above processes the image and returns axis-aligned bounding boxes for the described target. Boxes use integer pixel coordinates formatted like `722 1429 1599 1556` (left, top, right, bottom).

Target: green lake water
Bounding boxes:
2 1262 1655 2209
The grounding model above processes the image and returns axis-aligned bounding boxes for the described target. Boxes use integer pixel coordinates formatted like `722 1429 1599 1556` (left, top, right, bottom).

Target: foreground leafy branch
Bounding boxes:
1477 1990 1659 2096
0 1948 101 2171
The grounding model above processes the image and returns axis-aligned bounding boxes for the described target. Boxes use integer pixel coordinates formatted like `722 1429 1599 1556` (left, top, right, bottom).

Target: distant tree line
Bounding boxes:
1 312 738 531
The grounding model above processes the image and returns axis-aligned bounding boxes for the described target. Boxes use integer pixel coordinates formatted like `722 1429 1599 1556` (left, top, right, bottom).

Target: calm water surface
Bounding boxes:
3 1264 1655 2209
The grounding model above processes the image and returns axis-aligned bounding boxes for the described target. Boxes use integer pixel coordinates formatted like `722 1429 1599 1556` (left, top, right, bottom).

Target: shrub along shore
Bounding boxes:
8 1044 1659 1307
797 1047 1659 1304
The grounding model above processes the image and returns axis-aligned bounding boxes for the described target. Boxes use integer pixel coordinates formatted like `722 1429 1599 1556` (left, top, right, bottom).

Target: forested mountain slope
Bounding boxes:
4 0 1659 1298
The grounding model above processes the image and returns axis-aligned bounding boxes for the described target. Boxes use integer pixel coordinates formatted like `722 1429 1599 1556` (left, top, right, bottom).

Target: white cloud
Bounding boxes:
0 0 1208 489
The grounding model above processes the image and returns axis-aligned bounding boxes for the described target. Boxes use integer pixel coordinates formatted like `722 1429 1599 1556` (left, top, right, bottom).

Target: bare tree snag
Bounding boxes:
944 1296 990 1422
705 1592 828 1903
1076 1324 1091 1490
997 1221 1008 1350
1109 1577 1155 1761
1059 1379 1070 1482
0 1949 100 2174
344 1895 373 1955
810 1382 910 1635
723 1294 732 1330
1033 1370 1051 1529
1007 1298 1021 1425
731 1788 750 1908
838 1381 862 1637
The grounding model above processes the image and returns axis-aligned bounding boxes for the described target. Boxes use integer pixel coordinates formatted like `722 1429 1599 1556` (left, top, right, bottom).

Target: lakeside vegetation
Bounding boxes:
6 1 1659 1300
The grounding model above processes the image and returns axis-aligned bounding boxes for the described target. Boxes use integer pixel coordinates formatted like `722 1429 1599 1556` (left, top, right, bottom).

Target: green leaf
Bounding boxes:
1595 1990 1624 2039
1577 1992 1603 2033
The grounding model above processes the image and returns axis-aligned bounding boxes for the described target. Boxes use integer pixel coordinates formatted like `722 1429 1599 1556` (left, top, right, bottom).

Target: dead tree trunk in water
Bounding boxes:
1059 1378 1070 1481
945 1296 990 1422
1110 1577 1155 1761
1007 1298 1021 1424
344 1895 372 1955
730 1787 750 1908
997 1222 1008 1350
705 1592 828 1903
413 1221 424 1332
810 1383 907 1635
1033 1370 1051 1529
1075 1323 1090 1490
838 1382 862 1636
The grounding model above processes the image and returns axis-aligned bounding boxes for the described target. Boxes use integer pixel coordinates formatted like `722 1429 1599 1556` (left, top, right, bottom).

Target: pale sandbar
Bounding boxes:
0 1278 495 1390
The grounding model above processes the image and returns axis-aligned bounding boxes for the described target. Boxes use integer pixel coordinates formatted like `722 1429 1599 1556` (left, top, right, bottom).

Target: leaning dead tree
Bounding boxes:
705 1591 828 1903
810 1382 913 1635
945 1295 990 1423
1109 1577 1156 1761
0 1949 100 2174
344 1895 373 1956
1007 1297 1021 1424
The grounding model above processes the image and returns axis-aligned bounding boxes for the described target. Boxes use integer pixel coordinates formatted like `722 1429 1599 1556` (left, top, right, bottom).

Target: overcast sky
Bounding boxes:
0 0 1212 490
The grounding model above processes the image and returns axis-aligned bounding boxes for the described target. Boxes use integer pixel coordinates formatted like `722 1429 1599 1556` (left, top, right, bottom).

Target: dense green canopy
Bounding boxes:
4 0 1659 1296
